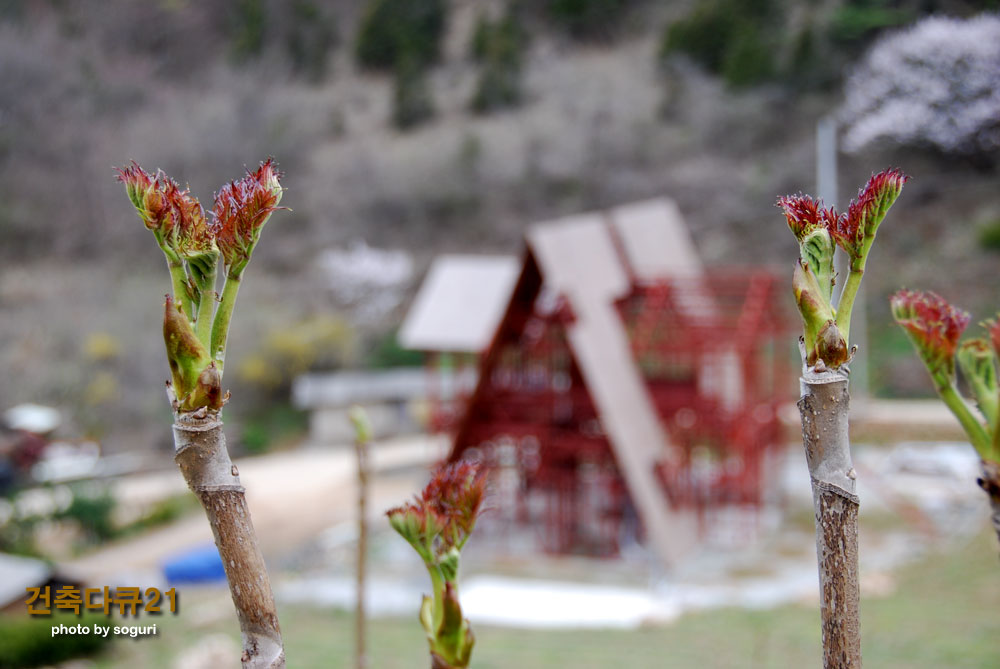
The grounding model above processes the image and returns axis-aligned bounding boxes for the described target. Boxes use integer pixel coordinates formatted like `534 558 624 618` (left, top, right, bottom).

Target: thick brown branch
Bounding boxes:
173 414 285 669
798 368 861 669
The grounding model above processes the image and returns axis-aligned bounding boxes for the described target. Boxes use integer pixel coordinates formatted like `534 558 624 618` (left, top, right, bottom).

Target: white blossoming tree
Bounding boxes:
841 13 1000 160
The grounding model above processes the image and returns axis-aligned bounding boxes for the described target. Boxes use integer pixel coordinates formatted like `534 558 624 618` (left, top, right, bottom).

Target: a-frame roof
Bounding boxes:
399 254 521 353
609 198 702 280
524 199 699 566
453 198 706 566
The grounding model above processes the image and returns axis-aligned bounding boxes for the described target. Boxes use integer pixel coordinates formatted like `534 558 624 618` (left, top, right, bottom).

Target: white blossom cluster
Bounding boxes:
841 13 1000 155
317 240 414 323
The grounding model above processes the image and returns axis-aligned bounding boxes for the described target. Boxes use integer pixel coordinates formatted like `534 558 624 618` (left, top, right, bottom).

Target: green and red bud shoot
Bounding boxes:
117 159 285 415
387 462 485 669
890 289 970 386
778 194 826 240
780 168 908 368
115 162 175 233
793 259 840 365
213 158 285 279
349 405 374 444
890 289 996 459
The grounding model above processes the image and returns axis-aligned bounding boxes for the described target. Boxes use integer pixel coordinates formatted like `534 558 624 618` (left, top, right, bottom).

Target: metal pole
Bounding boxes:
818 117 868 398
350 407 373 669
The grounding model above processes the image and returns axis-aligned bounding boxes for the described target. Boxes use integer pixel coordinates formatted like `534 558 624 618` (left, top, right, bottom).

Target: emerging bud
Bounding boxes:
188 361 224 413
115 162 179 236
390 462 484 669
793 259 844 367
816 320 850 369
171 188 219 292
421 462 487 550
439 581 464 641
829 169 909 264
386 502 442 564
349 405 373 444
163 295 214 411
778 194 824 240
985 316 1000 359
891 289 970 387
778 195 837 305
433 581 474 668
172 189 212 254
387 462 486 563
116 163 220 281
212 158 285 278
957 338 999 428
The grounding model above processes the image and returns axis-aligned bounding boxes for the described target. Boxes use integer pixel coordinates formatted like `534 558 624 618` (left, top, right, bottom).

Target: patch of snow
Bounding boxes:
461 576 679 629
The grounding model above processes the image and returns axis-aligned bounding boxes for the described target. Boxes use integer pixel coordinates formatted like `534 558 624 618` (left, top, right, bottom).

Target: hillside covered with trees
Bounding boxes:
1 0 998 449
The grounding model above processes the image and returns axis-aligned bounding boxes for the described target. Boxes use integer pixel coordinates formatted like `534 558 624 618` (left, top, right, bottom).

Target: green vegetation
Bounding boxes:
235 315 353 452
391 54 435 130
230 0 267 61
286 0 338 81
470 9 528 114
354 0 446 129
661 0 778 88
366 330 424 369
57 485 117 544
720 22 775 87
0 515 41 558
977 218 1000 252
239 403 308 454
1 487 199 557
237 315 356 394
660 0 926 89
91 528 1000 668
355 0 447 71
0 614 112 668
545 0 637 41
121 494 199 536
829 1 913 44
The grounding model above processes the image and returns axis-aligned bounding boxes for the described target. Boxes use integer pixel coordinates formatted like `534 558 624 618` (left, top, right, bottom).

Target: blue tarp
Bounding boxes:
161 544 226 584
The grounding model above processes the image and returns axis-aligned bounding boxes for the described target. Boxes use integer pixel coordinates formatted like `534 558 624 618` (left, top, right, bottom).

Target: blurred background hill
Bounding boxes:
1 0 999 452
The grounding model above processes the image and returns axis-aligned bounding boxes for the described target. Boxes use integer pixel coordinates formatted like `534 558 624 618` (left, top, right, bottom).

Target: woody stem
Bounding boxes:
798 366 860 668
172 413 284 668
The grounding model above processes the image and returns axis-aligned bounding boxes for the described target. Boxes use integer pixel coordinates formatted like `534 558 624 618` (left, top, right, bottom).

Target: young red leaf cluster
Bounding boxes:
422 461 486 549
890 289 971 381
212 159 284 276
831 168 909 258
387 462 486 561
116 159 282 273
777 193 824 240
778 169 908 258
115 162 206 251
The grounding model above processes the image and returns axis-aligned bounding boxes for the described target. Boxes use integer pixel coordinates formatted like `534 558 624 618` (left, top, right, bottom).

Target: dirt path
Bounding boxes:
62 436 448 584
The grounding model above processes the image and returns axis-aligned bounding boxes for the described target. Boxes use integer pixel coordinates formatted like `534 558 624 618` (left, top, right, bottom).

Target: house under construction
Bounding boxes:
401 199 792 566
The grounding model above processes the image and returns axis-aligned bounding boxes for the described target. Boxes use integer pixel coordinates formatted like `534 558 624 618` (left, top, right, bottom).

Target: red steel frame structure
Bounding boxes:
442 253 791 557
